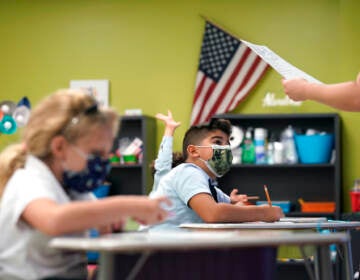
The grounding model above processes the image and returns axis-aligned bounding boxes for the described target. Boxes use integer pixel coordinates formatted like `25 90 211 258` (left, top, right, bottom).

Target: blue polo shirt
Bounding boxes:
147 163 230 231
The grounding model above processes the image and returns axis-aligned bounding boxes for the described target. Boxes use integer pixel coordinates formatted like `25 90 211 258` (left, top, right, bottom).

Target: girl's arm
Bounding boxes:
21 195 170 236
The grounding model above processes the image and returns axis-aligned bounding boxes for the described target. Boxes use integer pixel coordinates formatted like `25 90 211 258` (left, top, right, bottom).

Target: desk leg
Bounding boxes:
342 236 354 280
314 245 333 280
98 252 115 280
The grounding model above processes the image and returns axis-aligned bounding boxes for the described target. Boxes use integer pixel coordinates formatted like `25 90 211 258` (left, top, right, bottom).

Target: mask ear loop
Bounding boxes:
211 144 231 150
70 145 88 160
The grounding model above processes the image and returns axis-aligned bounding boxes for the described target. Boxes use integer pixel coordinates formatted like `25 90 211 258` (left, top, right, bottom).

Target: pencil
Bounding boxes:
264 185 272 207
247 196 260 200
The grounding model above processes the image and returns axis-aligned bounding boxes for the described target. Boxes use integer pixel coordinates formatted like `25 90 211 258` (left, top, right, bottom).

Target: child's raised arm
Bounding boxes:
155 110 181 136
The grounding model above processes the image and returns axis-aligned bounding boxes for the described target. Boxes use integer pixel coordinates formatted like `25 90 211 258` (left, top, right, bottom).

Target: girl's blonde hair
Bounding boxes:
0 89 119 196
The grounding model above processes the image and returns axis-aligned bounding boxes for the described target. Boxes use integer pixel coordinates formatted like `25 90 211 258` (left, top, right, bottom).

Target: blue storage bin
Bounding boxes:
86 228 100 262
256 201 291 213
87 185 110 263
92 184 110 198
294 134 334 164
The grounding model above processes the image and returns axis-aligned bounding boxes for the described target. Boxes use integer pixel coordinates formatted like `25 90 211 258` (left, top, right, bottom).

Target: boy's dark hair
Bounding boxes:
182 118 232 160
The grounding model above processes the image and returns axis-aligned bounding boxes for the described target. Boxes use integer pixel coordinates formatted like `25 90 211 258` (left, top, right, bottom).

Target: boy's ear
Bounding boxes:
187 145 200 158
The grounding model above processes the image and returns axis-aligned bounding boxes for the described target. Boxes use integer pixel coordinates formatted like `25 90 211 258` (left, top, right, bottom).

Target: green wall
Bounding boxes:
0 0 359 211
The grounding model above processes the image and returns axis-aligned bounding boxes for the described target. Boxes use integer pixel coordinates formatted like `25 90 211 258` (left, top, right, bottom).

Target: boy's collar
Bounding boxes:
186 162 217 182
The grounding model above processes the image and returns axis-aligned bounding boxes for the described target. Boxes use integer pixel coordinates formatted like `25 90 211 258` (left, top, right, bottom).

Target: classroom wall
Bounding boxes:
0 0 359 211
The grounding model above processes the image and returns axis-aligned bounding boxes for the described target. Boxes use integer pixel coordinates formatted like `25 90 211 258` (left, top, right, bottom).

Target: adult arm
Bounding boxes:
282 73 360 111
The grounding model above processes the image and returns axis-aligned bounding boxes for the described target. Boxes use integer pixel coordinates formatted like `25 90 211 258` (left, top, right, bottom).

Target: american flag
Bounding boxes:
190 22 269 125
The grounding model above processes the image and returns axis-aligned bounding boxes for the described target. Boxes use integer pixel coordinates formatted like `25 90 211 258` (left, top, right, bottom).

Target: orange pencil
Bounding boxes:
264 185 272 207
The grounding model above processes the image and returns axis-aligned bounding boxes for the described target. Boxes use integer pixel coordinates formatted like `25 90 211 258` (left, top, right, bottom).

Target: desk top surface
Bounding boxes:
49 230 349 253
180 220 360 230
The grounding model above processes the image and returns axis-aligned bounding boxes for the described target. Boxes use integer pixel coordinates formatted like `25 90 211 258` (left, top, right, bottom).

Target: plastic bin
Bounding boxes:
88 185 110 262
294 134 334 164
92 184 110 198
256 201 291 213
350 191 360 212
298 199 335 213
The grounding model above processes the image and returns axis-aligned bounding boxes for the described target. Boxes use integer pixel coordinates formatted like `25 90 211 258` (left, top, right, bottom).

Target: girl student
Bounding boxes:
0 89 170 280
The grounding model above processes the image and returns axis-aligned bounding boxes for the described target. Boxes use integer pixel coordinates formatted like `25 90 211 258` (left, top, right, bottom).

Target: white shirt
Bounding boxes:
152 135 173 193
0 155 88 280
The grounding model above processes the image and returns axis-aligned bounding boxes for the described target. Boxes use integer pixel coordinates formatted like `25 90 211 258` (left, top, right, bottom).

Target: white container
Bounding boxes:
254 128 267 164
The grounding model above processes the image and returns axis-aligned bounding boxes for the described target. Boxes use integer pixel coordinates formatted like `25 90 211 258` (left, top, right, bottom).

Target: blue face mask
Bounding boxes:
62 147 112 193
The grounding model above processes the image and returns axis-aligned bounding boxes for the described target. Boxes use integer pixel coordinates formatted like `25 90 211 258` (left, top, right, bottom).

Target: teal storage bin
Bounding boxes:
87 185 110 263
294 134 334 164
92 184 110 198
256 201 291 213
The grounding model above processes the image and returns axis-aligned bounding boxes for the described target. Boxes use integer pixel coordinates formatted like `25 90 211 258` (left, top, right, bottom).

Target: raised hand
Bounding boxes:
155 110 181 136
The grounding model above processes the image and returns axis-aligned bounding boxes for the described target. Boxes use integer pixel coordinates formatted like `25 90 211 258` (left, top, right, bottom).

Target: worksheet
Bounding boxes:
242 40 322 84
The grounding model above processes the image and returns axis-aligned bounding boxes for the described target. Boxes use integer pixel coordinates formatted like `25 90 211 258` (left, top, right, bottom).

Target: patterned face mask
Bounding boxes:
197 145 233 177
62 146 111 193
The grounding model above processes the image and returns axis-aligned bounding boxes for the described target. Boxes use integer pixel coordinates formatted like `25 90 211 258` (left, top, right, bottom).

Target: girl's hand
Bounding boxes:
98 218 126 234
133 196 172 225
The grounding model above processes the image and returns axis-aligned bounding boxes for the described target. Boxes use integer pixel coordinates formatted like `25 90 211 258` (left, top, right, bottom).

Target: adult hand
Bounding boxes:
282 78 309 101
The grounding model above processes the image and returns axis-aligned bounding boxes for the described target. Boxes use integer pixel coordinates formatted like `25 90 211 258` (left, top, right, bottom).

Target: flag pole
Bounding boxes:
199 14 244 42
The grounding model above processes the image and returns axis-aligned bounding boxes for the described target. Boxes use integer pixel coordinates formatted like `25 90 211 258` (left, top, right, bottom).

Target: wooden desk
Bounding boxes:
49 230 350 280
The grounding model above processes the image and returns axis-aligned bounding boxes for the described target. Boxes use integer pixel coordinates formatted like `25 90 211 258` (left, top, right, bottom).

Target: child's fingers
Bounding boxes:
167 110 173 118
155 113 167 121
230 189 238 196
156 196 172 207
157 207 170 222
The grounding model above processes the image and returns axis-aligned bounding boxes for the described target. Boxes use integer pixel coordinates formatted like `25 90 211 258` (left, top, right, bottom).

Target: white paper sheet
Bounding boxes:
242 40 322 84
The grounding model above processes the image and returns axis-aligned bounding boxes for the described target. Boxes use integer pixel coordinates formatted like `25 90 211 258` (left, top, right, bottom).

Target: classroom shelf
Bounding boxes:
107 115 156 196
231 163 335 168
212 113 342 219
276 261 339 280
284 212 336 218
111 164 142 168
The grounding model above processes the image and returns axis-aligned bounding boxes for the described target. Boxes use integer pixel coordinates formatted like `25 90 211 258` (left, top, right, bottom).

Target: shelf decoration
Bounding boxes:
70 80 109 107
0 97 31 135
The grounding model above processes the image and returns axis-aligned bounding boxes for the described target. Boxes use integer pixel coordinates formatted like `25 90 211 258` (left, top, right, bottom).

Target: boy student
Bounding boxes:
147 118 284 230
149 111 252 204
0 89 170 280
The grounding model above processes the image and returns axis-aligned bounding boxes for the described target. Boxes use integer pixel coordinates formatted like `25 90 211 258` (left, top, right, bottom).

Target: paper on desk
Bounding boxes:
242 40 322 84
280 217 327 223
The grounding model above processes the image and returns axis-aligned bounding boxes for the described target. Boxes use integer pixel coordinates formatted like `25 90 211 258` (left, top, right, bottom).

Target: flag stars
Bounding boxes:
199 23 240 81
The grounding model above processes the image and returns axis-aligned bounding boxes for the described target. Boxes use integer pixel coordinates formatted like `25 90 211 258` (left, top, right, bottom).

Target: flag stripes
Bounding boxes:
190 22 269 125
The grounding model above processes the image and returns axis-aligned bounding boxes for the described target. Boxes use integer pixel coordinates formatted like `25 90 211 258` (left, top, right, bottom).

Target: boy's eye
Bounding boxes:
214 140 223 145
